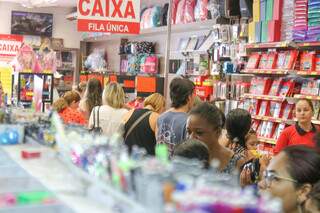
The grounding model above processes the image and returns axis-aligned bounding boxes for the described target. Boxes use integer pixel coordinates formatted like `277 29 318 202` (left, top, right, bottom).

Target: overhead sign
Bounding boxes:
77 0 140 34
0 34 23 57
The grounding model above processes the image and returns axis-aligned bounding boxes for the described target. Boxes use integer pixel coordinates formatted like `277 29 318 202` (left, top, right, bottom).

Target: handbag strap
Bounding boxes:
124 110 152 141
92 106 101 128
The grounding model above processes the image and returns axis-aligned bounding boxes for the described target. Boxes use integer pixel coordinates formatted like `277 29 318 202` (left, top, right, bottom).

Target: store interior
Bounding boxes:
0 0 320 212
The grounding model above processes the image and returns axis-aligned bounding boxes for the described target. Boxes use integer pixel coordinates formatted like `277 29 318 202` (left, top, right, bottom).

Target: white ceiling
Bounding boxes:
0 0 77 7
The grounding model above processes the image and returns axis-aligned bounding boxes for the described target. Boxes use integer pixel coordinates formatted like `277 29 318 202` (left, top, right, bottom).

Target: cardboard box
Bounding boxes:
253 0 260 22
268 20 281 42
266 0 274 21
273 0 283 20
261 21 268 42
255 21 262 43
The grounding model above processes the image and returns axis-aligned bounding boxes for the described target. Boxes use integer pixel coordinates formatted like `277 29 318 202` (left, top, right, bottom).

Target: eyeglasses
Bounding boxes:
262 170 298 188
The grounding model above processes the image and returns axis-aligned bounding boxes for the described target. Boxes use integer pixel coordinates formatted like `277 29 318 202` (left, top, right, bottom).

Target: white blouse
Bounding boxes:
88 105 128 137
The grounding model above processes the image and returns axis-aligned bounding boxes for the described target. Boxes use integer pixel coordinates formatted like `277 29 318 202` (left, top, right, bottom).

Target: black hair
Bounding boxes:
226 109 252 149
308 181 320 210
283 145 320 187
170 78 195 108
173 139 210 169
189 102 224 132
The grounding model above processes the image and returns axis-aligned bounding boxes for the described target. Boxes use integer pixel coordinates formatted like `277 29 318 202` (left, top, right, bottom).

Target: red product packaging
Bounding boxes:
279 80 295 97
284 50 298 70
281 103 294 119
21 150 41 159
247 53 261 69
184 0 196 23
259 100 270 116
269 101 282 118
273 0 283 20
252 120 261 132
269 78 283 96
315 54 320 71
259 53 269 69
266 52 278 69
300 51 316 72
268 20 281 42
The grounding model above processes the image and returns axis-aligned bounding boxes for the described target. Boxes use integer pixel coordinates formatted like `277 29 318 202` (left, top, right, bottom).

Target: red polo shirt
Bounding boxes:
274 124 317 154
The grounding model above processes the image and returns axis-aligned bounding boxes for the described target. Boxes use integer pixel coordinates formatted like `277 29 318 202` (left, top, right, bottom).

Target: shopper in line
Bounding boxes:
75 81 87 98
122 93 165 155
187 102 244 174
173 139 210 169
156 77 195 156
274 99 318 154
258 145 320 213
88 82 128 137
79 78 102 120
52 91 86 125
304 181 320 213
225 108 253 162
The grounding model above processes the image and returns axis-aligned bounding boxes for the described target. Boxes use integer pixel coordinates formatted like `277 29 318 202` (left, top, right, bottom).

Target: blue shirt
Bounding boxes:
156 111 188 156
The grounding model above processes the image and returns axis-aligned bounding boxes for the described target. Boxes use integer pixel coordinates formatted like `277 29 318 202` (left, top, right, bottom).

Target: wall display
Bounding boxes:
11 11 53 37
77 0 141 34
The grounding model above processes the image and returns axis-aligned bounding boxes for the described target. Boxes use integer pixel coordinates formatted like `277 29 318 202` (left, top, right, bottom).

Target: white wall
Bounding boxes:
0 2 81 48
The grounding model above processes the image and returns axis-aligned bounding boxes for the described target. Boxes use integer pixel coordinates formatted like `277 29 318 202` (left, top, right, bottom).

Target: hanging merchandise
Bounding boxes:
171 0 181 24
13 44 41 73
140 6 162 29
184 0 196 23
194 0 209 21
84 48 107 72
160 3 169 26
176 0 187 24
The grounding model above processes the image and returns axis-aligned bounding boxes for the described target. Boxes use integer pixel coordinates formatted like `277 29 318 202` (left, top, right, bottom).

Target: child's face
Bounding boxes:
246 134 258 150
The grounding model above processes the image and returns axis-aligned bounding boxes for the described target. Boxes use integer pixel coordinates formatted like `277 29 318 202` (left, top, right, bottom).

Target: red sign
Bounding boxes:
77 0 140 34
0 34 23 57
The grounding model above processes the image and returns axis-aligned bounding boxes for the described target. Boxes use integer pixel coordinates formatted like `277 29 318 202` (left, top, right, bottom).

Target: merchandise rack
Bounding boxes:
257 136 277 145
242 93 287 102
241 69 291 75
240 41 320 146
252 115 295 125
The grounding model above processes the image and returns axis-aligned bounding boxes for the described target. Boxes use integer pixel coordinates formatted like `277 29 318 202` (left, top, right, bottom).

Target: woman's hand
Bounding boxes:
240 165 253 187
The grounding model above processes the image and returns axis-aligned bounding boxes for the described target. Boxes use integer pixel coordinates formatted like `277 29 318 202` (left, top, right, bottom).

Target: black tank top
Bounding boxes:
124 108 156 155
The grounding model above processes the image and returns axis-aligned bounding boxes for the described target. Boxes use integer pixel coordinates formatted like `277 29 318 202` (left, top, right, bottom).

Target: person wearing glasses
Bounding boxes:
258 145 320 213
274 99 318 154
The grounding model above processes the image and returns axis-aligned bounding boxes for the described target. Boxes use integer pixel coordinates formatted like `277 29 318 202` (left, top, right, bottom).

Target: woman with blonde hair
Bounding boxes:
122 93 165 155
88 82 128 137
52 91 86 125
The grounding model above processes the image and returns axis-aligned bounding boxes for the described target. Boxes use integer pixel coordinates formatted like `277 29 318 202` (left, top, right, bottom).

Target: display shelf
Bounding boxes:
258 136 277 145
252 115 295 124
241 69 291 75
296 71 320 76
242 94 287 101
312 120 320 125
84 19 216 42
245 41 296 49
294 94 320 101
297 42 320 48
225 73 254 77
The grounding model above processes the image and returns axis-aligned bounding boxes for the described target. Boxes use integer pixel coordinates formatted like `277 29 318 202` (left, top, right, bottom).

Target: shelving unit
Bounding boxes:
252 115 295 125
257 137 277 145
242 93 287 102
240 41 320 147
241 69 291 75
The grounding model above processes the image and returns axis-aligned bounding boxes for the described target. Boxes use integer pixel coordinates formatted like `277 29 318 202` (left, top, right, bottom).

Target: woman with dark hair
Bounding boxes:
186 102 244 174
79 78 103 120
226 109 252 160
274 99 318 154
258 145 320 213
173 139 210 169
